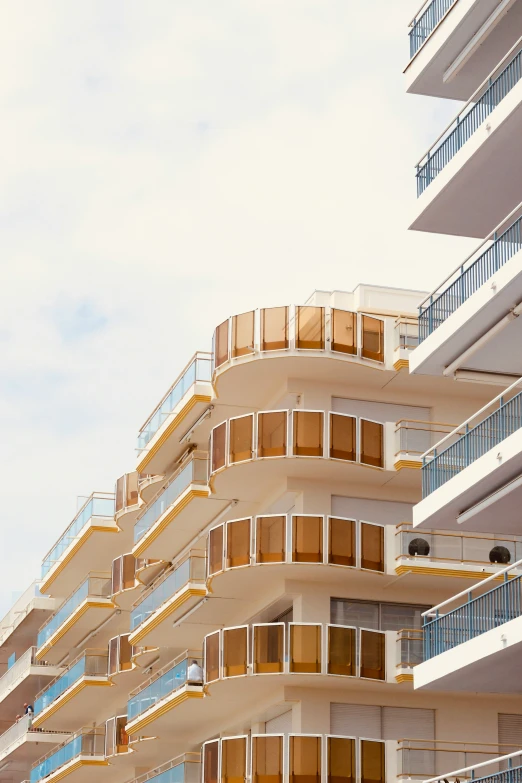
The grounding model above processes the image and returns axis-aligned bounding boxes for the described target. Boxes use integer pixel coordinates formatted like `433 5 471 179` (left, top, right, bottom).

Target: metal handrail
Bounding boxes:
129 753 201 783
34 648 108 701
422 750 522 783
37 571 112 634
41 492 115 563
32 726 105 767
132 550 206 610
395 521 522 544
128 649 201 698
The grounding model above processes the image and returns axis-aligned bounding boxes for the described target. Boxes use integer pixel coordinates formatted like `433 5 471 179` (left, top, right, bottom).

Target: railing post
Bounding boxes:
465 423 470 467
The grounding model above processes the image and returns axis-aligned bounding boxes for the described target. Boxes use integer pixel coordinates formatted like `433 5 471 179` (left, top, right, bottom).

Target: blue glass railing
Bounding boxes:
41 494 115 578
417 47 522 196
409 0 458 58
137 353 212 451
127 653 202 720
418 213 522 342
424 570 522 660
30 728 106 783
130 555 205 631
37 575 111 649
34 651 108 716
142 761 190 783
134 456 208 544
422 386 522 497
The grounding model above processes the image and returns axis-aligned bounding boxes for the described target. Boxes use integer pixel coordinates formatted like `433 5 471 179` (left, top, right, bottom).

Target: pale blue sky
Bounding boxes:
0 1 475 612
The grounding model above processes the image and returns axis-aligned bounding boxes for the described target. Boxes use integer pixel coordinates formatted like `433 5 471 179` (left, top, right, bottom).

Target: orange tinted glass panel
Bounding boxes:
253 735 283 783
256 516 285 563
328 625 355 676
215 319 230 368
112 557 122 596
115 476 125 513
361 741 385 783
223 626 248 677
116 716 129 750
293 411 323 457
108 637 119 675
290 625 321 673
205 632 220 682
126 472 139 507
105 717 116 756
253 624 284 673
296 307 325 350
289 736 321 783
122 554 135 589
362 316 384 363
360 630 386 680
361 523 384 572
232 311 255 358
328 737 355 783
258 411 287 457
360 419 384 468
261 307 289 351
211 421 227 472
292 516 323 563
328 517 355 567
119 635 133 671
227 518 251 568
330 413 356 461
222 737 247 783
229 415 253 463
332 309 357 355
208 525 224 575
204 742 219 783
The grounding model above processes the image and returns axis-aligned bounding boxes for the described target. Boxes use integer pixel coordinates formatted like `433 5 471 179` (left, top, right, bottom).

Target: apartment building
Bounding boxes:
405 0 522 781
1 285 522 783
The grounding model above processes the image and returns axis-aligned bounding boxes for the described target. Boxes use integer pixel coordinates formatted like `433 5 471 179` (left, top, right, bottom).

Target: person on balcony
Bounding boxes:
187 659 204 684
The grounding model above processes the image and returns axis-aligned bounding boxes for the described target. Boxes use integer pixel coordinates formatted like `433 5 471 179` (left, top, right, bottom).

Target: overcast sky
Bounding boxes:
0 1 477 613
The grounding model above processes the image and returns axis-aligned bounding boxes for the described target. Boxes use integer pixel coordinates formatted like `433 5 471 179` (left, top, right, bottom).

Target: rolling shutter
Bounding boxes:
499 714 522 748
382 707 435 741
330 704 381 739
266 711 292 733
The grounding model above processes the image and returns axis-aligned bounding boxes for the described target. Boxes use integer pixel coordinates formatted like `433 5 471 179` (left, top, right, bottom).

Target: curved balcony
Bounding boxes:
131 645 160 671
115 473 166 537
33 650 110 731
137 352 213 476
0 647 63 714
40 492 117 596
30 727 107 783
107 634 148 693
36 573 113 663
136 557 168 586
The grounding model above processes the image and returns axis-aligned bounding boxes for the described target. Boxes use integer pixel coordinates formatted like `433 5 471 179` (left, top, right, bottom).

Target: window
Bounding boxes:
223 627 248 677
360 523 384 572
293 411 324 457
289 625 321 673
222 737 247 783
215 319 230 368
328 518 356 567
252 735 283 783
256 516 285 563
261 307 289 351
330 599 429 631
205 632 220 683
331 309 357 355
296 307 325 350
229 415 253 464
208 525 224 575
232 311 254 358
289 736 321 783
292 516 323 563
253 624 284 673
360 420 384 468
361 316 384 363
330 413 356 461
226 519 251 568
211 422 227 473
258 411 287 458
330 703 435 741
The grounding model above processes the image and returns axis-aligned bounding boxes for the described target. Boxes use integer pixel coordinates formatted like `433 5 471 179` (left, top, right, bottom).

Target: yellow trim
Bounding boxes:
35 601 115 660
129 587 207 645
126 689 203 735
41 525 119 593
394 459 422 471
395 565 512 581
137 394 212 473
47 759 109 783
395 673 414 683
132 489 210 558
393 359 410 371
32 679 113 728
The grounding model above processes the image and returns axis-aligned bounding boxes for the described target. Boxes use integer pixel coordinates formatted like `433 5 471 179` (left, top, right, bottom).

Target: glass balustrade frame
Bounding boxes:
127 650 203 722
30 727 106 783
34 650 108 717
408 0 459 59
115 472 140 514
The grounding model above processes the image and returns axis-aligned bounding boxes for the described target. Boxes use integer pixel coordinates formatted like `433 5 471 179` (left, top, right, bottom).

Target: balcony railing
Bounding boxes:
134 453 208 544
41 493 115 578
0 715 68 761
0 581 48 647
112 554 137 596
422 378 522 497
210 410 385 474
127 650 203 721
208 515 385 576
395 420 458 460
396 629 424 672
420 749 522 783
418 207 522 342
105 714 129 757
408 0 458 58
394 317 419 350
30 727 105 783
130 553 205 631
137 352 212 452
34 650 108 716
0 647 57 701
423 561 522 660
416 39 522 196
204 623 387 682
108 635 134 676
396 524 522 568
37 573 111 649
397 740 522 780
126 753 201 783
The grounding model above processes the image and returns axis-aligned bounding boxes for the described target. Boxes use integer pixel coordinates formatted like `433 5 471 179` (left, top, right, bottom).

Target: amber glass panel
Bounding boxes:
258 411 287 457
360 630 386 680
253 735 283 783
232 311 255 358
361 316 384 363
256 516 285 563
122 554 135 590
296 306 325 350
108 637 119 676
253 624 284 673
261 307 289 351
229 415 253 464
361 741 385 783
290 625 321 673
360 420 384 468
205 632 220 682
329 413 356 461
331 309 357 355
115 476 125 513
328 518 355 567
204 741 220 783
328 625 355 676
208 525 224 575
105 717 116 756
119 635 133 671
126 472 139 507
215 319 230 368
328 737 355 783
289 736 321 783
293 411 323 457
112 557 122 595
360 523 384 572
227 518 251 568
222 737 247 783
116 716 129 750
292 516 323 563
223 627 248 677
212 421 227 473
